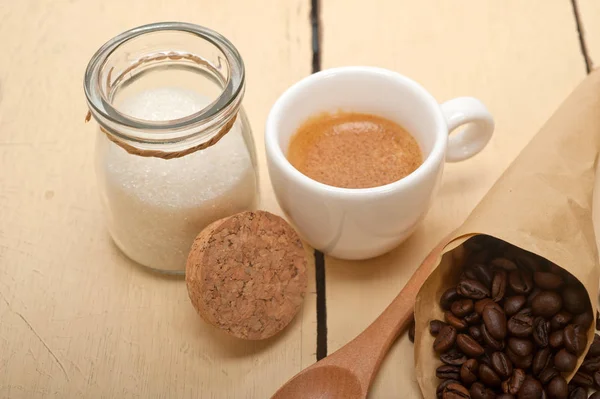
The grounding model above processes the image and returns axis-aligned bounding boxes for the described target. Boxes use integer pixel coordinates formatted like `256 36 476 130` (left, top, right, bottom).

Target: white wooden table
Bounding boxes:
0 1 598 397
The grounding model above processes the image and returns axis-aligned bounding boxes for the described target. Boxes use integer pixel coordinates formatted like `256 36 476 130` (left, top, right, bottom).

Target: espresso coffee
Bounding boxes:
287 112 422 189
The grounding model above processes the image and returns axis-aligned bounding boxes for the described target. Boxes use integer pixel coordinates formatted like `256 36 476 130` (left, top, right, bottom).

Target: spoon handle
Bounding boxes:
332 238 451 389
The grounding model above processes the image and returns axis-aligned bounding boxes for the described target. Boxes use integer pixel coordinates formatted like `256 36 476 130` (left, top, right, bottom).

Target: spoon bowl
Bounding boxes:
271 365 363 399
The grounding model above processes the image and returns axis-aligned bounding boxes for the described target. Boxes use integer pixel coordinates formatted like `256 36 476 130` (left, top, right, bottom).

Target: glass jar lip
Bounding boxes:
83 21 245 136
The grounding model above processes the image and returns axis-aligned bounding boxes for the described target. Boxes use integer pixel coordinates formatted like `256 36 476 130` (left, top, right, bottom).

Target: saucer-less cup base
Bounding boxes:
265 67 494 260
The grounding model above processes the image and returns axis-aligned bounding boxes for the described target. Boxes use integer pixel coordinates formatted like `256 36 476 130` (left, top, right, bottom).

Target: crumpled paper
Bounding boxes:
414 69 600 398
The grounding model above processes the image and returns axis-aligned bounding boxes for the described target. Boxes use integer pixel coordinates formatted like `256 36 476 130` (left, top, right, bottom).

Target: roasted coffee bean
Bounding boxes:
472 263 494 288
589 334 600 356
569 371 593 387
594 371 600 389
456 334 485 357
507 347 533 369
571 309 593 330
561 284 588 314
467 257 490 276
549 330 564 349
478 363 501 387
546 262 564 275
515 252 541 272
458 279 490 299
518 377 543 399
563 324 587 356
492 257 517 271
508 270 533 295
491 351 512 379
481 323 504 351
533 271 564 290
433 238 591 399
550 311 572 331
469 325 483 342
539 367 559 385
452 299 474 318
408 319 415 343
508 337 534 357
503 368 526 395
533 317 550 347
527 287 542 307
441 288 461 310
437 379 460 399
508 308 534 337
479 352 492 367
492 270 507 302
554 349 577 372
580 356 600 374
437 364 461 380
568 387 586 399
462 269 478 282
589 392 600 399
445 311 468 330
475 298 493 314
470 382 496 399
460 359 479 385
532 347 552 376
531 291 563 318
482 305 507 340
465 312 481 325
546 375 568 399
430 319 447 336
442 382 470 399
434 325 457 353
475 298 502 315
505 295 527 316
440 349 468 366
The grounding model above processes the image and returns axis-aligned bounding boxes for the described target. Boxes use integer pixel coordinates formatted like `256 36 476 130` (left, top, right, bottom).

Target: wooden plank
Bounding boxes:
0 1 313 398
577 0 599 71
321 1 586 396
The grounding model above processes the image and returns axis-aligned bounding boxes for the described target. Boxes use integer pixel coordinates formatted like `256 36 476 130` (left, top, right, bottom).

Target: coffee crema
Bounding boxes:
287 111 422 189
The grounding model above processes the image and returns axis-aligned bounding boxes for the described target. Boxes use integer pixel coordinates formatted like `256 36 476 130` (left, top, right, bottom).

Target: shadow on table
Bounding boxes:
192 311 303 360
108 239 186 280
104 228 311 364
324 225 443 285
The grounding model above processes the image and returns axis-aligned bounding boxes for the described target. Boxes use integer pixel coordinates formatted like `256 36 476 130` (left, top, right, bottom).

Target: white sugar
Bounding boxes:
118 87 207 121
97 87 257 271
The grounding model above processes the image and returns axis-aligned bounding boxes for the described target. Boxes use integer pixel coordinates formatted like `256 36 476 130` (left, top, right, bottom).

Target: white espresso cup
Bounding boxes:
265 66 494 260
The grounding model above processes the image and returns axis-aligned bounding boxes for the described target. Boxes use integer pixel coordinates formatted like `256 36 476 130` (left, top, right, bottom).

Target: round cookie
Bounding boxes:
185 210 307 340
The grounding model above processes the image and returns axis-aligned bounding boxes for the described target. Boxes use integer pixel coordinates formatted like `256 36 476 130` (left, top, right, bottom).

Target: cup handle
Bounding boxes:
440 97 495 162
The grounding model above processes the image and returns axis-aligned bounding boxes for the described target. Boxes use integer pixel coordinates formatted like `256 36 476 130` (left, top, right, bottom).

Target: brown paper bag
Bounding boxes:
414 69 600 398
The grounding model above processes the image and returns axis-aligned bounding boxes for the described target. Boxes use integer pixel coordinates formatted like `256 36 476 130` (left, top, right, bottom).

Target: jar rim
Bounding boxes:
83 22 245 143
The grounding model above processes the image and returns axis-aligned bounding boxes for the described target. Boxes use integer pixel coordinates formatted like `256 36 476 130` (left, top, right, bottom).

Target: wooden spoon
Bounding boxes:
270 241 448 399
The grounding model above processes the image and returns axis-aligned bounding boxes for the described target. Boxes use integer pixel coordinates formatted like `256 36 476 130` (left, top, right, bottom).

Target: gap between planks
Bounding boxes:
571 0 593 73
309 0 328 361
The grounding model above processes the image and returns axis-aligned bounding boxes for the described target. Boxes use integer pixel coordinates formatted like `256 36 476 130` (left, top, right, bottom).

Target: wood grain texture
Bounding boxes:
577 0 600 70
0 1 313 398
321 1 586 397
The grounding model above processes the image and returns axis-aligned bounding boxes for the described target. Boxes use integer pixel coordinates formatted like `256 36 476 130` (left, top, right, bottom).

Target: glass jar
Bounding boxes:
84 22 259 274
